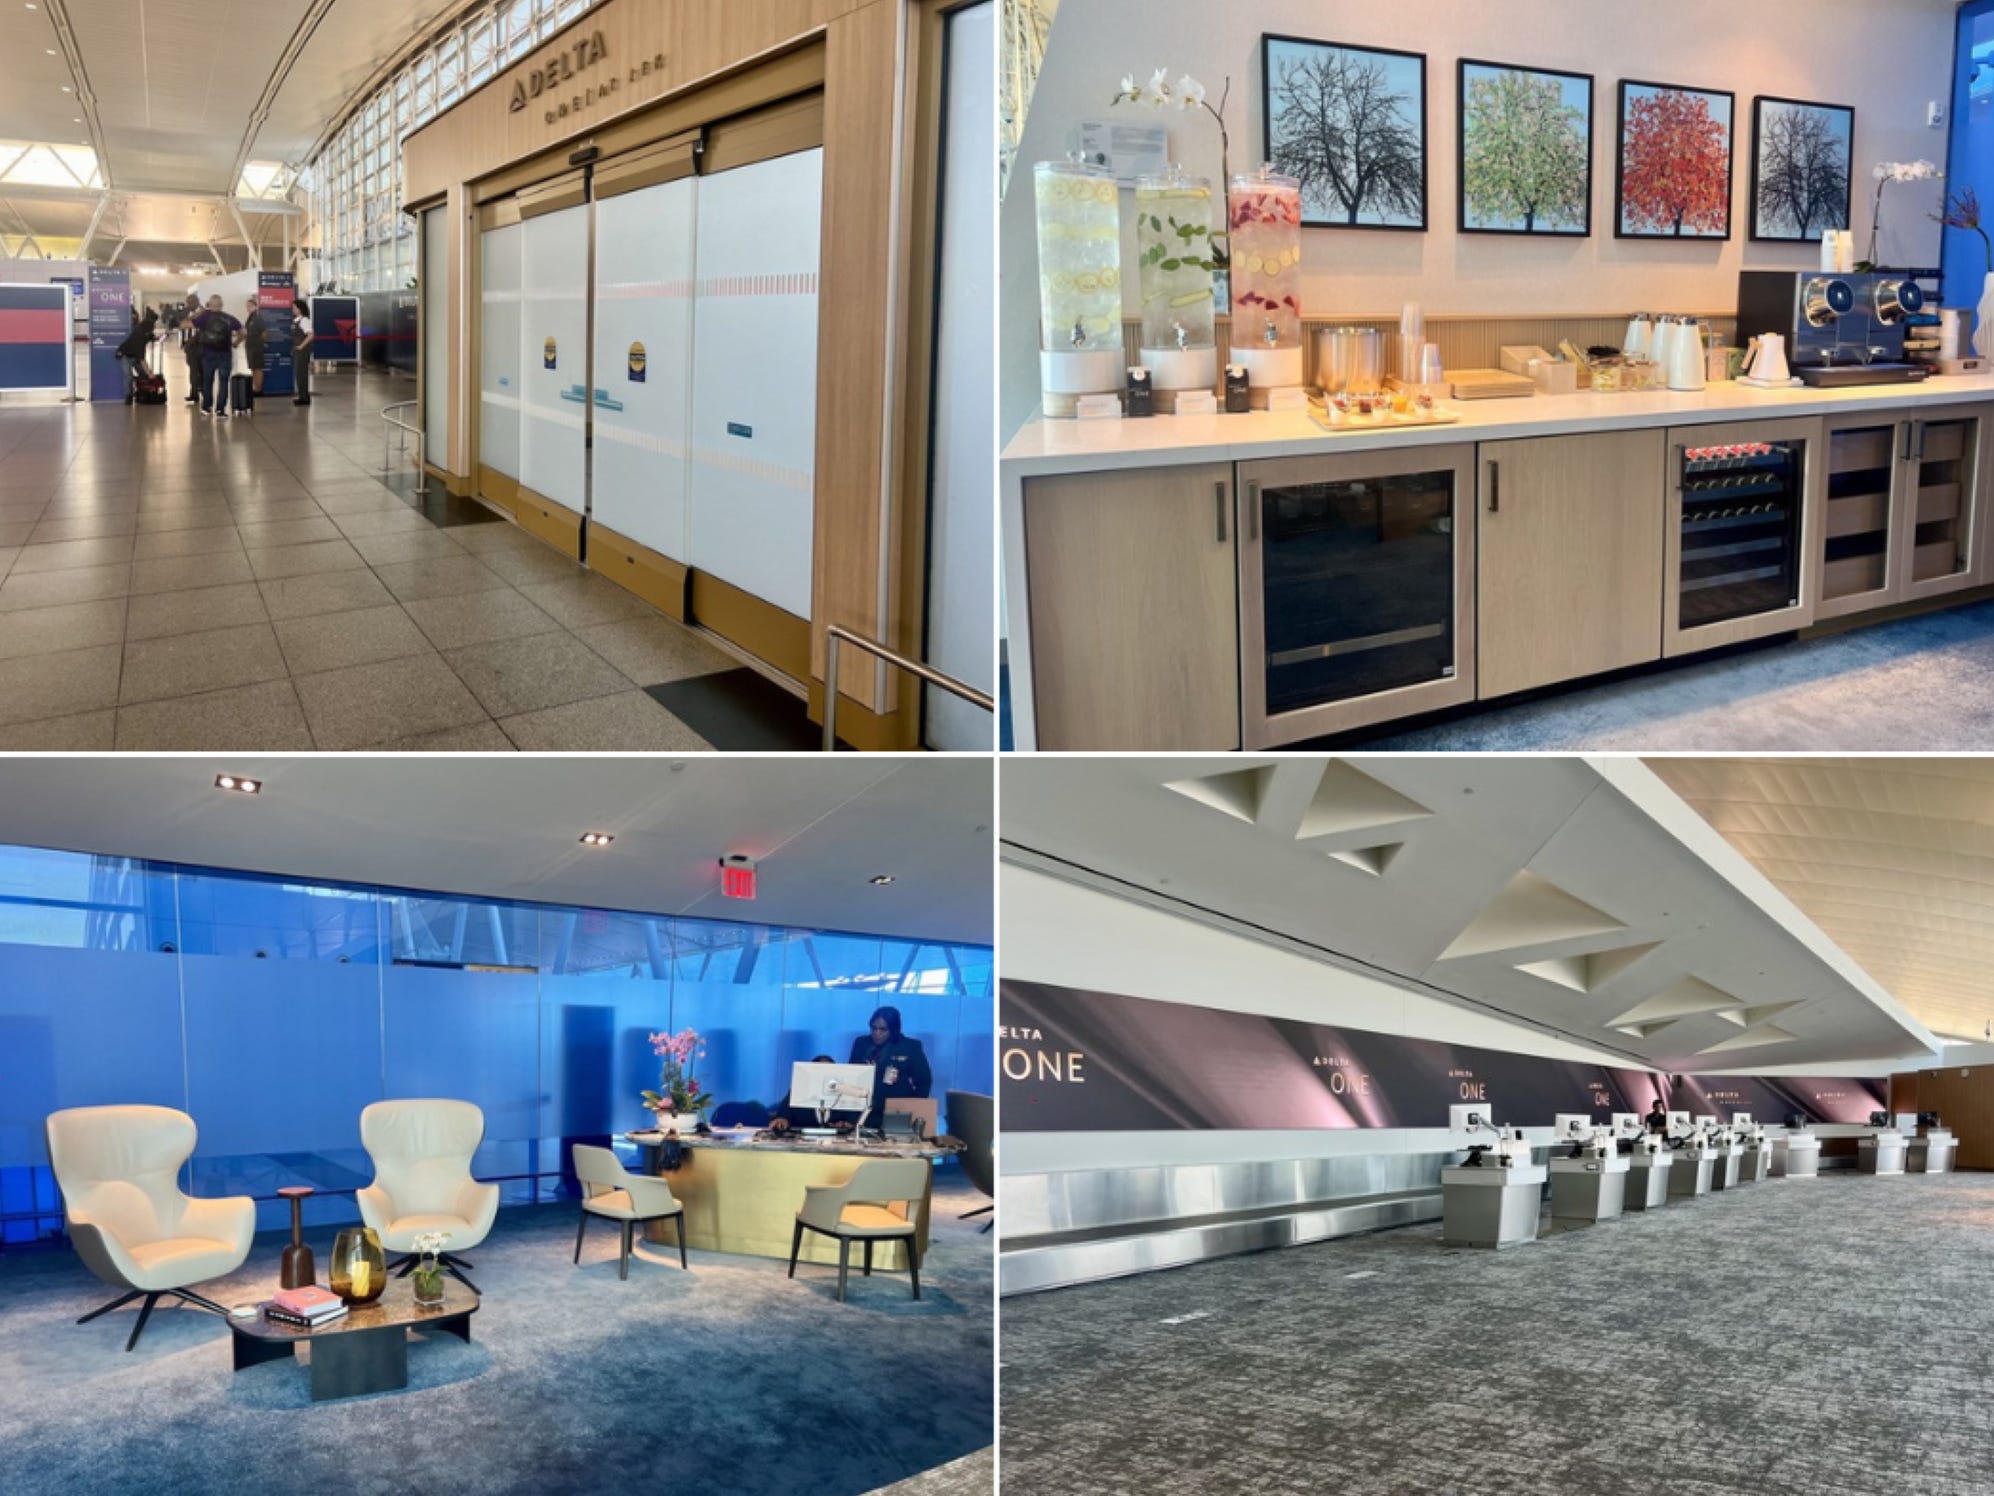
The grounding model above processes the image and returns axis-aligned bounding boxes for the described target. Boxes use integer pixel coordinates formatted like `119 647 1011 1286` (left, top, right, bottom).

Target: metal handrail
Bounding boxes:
822 624 995 752
381 399 429 495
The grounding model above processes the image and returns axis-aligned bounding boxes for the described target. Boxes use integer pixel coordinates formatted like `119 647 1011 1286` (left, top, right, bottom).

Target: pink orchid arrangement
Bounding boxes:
641 1028 712 1129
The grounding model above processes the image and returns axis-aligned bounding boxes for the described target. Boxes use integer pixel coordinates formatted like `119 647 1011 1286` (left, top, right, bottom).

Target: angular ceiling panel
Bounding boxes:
1295 760 1432 841
1163 765 1277 826
1515 940 1663 995
1609 976 1745 1030
1438 869 1626 962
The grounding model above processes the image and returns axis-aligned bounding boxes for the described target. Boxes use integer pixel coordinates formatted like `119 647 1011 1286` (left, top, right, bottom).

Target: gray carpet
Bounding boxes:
999 1172 1994 1496
1362 599 1994 749
0 1178 992 1496
867 1447 993 1494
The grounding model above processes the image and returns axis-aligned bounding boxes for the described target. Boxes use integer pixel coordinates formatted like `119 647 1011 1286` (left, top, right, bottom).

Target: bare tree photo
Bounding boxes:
1263 37 1426 229
1752 98 1852 241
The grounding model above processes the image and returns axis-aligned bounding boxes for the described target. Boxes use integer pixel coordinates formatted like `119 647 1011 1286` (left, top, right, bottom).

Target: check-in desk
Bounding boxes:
1908 1129 1957 1173
1625 1149 1673 1210
1738 1139 1771 1183
1773 1132 1821 1178
1442 1161 1546 1248
1857 1129 1908 1175
631 1130 939 1269
1549 1152 1629 1226
1708 1140 1743 1191
1668 1141 1717 1199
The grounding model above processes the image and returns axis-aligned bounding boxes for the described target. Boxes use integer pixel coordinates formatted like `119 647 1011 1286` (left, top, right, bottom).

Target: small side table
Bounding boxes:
277 1186 316 1289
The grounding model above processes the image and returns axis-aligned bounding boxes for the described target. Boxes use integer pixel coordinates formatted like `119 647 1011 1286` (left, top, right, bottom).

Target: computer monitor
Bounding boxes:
1666 1110 1691 1135
1783 1112 1806 1130
1694 1113 1718 1129
1731 1112 1753 1127
1553 1113 1592 1141
790 1062 875 1118
1612 1112 1643 1139
1868 1110 1890 1127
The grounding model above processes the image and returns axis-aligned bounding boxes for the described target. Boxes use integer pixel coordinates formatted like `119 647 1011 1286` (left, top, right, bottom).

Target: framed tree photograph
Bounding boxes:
1750 96 1854 242
1457 58 1593 236
1261 34 1427 231
1614 79 1735 239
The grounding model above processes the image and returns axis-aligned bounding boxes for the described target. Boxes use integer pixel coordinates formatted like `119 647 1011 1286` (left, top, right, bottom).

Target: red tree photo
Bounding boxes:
1619 87 1732 237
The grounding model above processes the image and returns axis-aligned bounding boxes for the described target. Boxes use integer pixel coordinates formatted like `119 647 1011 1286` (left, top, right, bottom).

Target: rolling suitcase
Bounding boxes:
230 372 254 415
132 371 167 406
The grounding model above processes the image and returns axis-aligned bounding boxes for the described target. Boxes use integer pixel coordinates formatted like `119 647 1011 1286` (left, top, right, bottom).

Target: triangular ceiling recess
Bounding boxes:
1608 976 1744 1034
1295 761 1432 840
1697 1023 1800 1054
1515 941 1663 994
1162 765 1278 825
1438 869 1626 962
1325 842 1404 878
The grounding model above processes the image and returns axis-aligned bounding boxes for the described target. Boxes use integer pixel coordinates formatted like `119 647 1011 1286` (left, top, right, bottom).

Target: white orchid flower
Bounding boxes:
1145 66 1170 108
1176 75 1206 110
1120 73 1137 100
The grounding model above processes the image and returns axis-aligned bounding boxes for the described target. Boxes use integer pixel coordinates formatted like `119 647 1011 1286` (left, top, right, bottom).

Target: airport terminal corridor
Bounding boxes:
1000 1172 1994 1496
0 369 816 751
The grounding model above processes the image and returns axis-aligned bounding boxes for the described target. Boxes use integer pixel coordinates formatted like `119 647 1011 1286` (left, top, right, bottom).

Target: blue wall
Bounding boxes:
1944 1 1994 314
0 845 993 1241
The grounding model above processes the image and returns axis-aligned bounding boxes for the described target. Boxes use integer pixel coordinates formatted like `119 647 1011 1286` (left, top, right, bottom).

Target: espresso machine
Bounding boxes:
1736 270 1933 386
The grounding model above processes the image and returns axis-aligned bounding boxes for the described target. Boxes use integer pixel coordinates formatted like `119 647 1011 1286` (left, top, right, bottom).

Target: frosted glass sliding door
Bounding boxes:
520 204 590 512
688 147 824 621
478 221 523 480
591 176 696 559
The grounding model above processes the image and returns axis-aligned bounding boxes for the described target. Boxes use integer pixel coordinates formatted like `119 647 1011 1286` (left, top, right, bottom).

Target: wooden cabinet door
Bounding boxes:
1023 462 1239 750
1897 403 1991 603
1476 429 1665 699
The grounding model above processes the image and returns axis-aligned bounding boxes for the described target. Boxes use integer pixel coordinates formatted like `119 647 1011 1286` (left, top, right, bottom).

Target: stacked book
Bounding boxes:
265 1284 348 1329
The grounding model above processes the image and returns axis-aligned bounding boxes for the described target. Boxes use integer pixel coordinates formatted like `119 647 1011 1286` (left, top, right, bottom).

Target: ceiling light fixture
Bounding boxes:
868 875 896 886
578 831 614 847
214 774 262 795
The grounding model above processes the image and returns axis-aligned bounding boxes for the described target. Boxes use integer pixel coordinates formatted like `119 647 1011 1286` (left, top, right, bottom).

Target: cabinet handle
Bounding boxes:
1916 422 1928 463
1902 422 1916 462
1215 481 1228 543
1487 460 1500 513
1246 480 1260 541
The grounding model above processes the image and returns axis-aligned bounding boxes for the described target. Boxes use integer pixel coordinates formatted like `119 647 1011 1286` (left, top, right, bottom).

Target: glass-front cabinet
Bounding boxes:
1664 417 1822 656
1899 407 1988 603
1815 403 1990 618
1236 444 1476 747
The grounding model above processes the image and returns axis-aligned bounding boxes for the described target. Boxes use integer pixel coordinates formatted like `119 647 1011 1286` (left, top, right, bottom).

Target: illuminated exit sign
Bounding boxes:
720 854 757 900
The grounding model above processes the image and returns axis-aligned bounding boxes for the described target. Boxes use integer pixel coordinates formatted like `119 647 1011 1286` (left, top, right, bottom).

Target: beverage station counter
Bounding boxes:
1002 372 1994 751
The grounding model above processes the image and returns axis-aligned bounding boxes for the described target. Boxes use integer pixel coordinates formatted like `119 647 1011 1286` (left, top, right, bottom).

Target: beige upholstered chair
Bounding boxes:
357 1099 499 1294
571 1144 688 1279
788 1157 930 1303
45 1104 255 1351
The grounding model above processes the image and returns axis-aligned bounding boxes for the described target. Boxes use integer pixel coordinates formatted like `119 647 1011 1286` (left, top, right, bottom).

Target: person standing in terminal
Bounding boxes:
190 296 242 418
242 296 266 400
114 307 155 403
849 1006 932 1125
180 291 202 402
292 299 313 406
1646 1098 1670 1134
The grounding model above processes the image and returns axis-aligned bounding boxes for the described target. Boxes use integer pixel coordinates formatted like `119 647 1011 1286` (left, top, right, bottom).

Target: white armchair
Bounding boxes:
572 1144 688 1279
788 1157 930 1303
45 1104 255 1350
357 1099 499 1293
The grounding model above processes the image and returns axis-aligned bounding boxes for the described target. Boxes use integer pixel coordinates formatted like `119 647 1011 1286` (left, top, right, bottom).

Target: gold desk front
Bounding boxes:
632 1132 937 1270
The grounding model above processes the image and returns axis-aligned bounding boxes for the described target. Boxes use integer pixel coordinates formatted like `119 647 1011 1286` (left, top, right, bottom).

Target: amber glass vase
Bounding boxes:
329 1226 387 1305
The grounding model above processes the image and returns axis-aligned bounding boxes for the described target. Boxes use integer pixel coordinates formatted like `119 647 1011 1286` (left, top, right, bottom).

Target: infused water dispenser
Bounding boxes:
1134 166 1218 408
1228 165 1304 404
1034 158 1126 416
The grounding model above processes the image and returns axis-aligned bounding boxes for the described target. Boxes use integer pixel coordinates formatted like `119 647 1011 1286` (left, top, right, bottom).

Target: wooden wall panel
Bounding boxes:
1905 1066 1994 1169
811 0 906 727
402 0 871 205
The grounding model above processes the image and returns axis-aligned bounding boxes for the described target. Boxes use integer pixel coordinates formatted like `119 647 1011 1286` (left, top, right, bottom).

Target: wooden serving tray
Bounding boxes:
1446 367 1538 399
1307 399 1462 434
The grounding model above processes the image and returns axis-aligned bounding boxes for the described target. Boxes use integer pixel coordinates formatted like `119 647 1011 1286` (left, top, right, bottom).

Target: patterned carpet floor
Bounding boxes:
0 1179 992 1496
999 1172 1994 1496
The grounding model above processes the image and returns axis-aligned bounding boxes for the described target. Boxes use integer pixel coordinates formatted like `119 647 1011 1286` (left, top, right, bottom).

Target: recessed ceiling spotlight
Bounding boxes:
214 774 261 795
868 875 895 886
579 831 614 847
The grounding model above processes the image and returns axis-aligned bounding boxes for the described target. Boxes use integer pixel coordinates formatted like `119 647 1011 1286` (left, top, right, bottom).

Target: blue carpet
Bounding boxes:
1365 598 1994 749
0 1179 992 1496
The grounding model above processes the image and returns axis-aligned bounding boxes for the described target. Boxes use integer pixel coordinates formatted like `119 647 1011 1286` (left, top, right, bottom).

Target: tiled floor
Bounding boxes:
0 367 779 751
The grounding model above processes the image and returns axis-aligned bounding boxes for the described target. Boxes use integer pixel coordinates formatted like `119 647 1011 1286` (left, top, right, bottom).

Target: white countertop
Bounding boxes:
1000 372 1994 476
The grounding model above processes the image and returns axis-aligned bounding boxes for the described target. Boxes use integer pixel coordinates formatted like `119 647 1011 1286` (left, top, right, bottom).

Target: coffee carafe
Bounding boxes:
1668 318 1707 391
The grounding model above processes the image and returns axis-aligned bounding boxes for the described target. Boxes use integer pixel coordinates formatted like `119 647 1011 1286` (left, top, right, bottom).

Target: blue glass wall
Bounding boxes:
0 845 993 1242
1944 2 1994 313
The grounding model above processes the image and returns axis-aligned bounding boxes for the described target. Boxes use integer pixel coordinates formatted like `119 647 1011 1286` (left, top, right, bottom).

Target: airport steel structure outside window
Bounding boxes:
301 0 597 293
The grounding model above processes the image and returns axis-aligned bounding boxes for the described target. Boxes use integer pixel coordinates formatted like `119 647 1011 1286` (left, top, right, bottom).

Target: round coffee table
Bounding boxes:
229 1278 480 1401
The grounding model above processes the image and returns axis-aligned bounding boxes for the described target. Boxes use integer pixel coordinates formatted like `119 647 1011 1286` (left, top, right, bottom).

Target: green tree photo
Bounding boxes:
1462 65 1590 233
